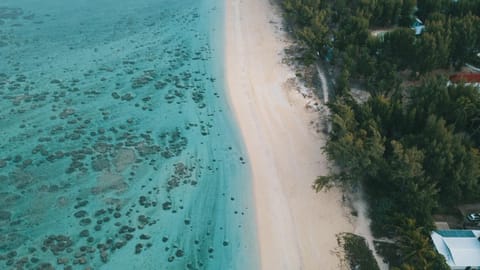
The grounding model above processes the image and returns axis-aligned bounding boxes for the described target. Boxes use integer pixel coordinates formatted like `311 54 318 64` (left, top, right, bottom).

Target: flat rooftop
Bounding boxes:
431 230 480 267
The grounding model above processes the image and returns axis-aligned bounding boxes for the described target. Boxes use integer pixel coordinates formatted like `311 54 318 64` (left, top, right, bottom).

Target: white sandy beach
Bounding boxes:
225 0 356 269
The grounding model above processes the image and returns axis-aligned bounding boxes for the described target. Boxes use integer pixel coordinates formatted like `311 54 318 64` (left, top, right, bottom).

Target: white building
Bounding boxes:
411 18 425 35
431 230 480 270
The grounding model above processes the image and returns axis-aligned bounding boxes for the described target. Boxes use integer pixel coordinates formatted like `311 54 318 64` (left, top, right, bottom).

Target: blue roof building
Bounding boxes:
431 230 480 270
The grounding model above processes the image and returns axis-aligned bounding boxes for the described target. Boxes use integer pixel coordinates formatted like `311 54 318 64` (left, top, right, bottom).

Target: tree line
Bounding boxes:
283 0 480 75
281 0 480 269
324 78 479 269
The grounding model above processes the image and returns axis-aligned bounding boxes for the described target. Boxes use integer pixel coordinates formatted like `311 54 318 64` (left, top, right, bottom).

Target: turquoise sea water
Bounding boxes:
0 0 258 269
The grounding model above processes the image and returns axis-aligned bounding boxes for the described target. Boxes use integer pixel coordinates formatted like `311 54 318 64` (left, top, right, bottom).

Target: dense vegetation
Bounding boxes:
338 233 380 270
281 0 480 269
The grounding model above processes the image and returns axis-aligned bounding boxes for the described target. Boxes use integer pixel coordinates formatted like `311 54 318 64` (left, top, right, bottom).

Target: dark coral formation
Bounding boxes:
0 4 248 269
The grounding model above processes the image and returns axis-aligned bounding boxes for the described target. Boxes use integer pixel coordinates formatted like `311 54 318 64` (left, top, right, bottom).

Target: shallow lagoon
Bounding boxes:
0 0 258 269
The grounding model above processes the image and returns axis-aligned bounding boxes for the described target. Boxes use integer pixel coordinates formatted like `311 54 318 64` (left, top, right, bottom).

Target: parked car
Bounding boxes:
466 213 480 222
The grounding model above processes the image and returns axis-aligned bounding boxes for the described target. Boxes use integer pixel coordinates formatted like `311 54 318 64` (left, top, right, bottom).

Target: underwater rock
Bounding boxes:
192 91 204 103
162 201 172 211
56 196 69 207
0 159 6 168
79 230 89 238
74 200 88 209
0 210 12 221
113 241 126 249
74 251 85 258
121 93 134 101
0 233 27 250
6 251 17 258
166 176 180 190
140 234 150 240
0 7 23 20
94 209 106 217
22 159 32 168
57 257 69 265
23 14 34 20
119 225 132 234
137 215 149 225
74 210 87 218
159 129 188 158
10 170 34 189
59 108 75 119
43 235 73 254
13 155 22 163
135 143 160 157
93 142 109 153
76 257 87 265
174 162 190 177
175 249 184 257
79 218 91 226
131 70 156 89
91 172 127 194
100 250 108 263
134 243 143 254
91 157 110 172
113 148 135 172
138 196 149 207
166 162 194 191
154 81 167 89
0 193 21 209
15 256 28 267
36 262 55 270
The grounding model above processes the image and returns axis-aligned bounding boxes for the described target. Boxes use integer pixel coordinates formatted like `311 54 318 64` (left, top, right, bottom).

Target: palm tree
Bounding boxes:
395 219 449 270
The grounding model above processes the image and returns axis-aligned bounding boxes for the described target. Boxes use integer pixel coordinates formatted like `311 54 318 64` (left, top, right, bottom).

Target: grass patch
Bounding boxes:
374 240 401 267
338 233 380 270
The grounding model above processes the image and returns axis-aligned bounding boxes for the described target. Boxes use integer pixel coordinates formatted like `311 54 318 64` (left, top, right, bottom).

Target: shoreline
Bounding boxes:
225 0 354 269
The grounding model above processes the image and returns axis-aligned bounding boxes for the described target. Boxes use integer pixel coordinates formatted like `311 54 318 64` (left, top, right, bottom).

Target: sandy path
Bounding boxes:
225 0 354 269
